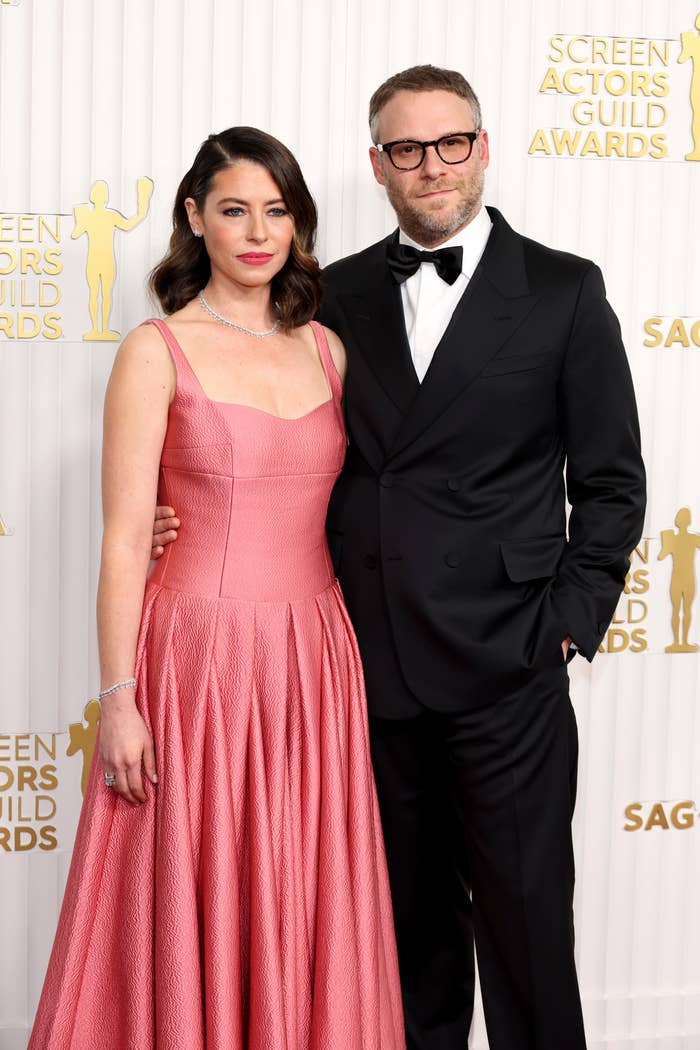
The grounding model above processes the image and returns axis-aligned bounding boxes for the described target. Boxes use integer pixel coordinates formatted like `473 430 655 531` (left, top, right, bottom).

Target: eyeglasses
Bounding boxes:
375 131 480 170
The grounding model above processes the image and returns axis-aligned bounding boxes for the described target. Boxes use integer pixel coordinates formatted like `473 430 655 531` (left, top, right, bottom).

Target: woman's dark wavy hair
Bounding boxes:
149 127 322 330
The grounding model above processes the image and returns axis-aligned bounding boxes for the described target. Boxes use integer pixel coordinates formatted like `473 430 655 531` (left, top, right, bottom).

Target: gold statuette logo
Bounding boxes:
679 12 700 160
66 699 100 796
658 507 700 652
72 177 153 341
0 512 13 536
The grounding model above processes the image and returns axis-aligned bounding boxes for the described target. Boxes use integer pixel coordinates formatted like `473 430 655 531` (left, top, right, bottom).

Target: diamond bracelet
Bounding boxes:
98 677 137 701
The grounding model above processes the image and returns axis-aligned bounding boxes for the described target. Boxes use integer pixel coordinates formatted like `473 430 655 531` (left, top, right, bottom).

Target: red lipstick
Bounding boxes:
237 253 274 265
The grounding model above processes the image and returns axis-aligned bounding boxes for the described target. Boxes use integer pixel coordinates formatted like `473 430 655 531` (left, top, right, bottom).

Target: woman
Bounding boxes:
29 127 405 1050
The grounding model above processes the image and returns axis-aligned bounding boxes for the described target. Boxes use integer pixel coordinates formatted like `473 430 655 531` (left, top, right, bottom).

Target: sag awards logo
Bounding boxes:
623 799 699 831
529 13 700 161
642 315 700 350
0 176 153 342
0 511 13 536
0 700 99 853
599 507 700 653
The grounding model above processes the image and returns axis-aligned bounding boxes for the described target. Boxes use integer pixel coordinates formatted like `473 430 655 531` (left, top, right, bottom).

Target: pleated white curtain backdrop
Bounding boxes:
1 1 699 1047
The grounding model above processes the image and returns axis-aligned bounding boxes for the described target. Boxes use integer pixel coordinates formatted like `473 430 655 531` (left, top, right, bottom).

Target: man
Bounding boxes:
154 66 645 1050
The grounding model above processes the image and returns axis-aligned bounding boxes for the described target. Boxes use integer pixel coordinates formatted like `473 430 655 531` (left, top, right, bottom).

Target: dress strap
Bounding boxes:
309 320 343 403
141 318 201 397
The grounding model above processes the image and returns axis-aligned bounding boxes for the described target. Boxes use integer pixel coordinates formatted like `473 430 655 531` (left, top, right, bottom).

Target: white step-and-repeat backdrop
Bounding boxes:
1 1 699 1047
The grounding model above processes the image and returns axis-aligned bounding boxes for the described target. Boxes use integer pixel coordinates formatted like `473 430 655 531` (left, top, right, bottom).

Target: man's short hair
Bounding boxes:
368 65 482 143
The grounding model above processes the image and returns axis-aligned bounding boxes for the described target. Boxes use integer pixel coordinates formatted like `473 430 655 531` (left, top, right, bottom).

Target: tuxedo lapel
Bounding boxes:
337 233 419 416
387 208 539 459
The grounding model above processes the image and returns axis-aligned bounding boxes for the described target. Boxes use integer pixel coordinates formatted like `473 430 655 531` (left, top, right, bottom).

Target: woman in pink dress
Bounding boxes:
29 127 405 1050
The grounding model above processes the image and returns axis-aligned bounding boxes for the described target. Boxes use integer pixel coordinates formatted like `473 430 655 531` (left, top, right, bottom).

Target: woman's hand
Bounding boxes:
99 697 158 805
151 505 180 559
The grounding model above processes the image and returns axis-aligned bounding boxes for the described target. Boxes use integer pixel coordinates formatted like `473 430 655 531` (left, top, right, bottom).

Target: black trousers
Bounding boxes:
368 666 586 1050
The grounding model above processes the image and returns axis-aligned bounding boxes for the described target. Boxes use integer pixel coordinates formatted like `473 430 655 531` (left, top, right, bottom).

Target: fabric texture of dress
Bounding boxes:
29 319 405 1050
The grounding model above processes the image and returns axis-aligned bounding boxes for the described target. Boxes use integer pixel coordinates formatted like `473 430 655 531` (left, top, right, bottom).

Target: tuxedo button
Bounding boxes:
445 552 461 568
447 478 461 492
363 554 377 570
379 472 395 488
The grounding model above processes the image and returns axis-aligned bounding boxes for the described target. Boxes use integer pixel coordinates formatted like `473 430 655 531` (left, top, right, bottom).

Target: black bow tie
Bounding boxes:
386 242 463 286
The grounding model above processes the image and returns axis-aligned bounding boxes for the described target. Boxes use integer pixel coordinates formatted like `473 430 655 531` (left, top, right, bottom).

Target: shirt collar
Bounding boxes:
398 205 493 279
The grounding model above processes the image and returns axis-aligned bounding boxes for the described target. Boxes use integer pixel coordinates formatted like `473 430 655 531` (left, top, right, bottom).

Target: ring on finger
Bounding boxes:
104 771 117 787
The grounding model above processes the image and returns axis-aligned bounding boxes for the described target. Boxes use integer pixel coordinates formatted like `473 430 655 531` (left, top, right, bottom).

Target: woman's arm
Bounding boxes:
97 323 175 804
322 325 347 383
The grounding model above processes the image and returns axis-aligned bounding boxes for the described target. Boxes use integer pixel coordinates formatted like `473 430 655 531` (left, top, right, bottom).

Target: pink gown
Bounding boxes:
29 319 405 1050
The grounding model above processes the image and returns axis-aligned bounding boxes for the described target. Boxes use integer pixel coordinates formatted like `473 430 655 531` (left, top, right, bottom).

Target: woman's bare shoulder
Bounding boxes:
320 324 347 382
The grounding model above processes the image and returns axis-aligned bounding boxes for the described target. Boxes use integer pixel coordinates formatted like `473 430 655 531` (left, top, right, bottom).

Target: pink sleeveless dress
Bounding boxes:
29 320 405 1050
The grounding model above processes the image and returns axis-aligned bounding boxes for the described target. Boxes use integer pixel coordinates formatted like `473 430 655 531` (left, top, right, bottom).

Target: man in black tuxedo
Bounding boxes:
152 65 645 1050
316 66 645 1050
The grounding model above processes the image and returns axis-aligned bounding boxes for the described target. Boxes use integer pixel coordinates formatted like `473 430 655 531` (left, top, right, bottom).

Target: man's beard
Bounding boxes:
386 168 484 247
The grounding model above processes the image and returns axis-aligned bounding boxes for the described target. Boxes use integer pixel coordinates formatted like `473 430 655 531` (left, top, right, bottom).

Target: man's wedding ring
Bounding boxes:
104 772 117 787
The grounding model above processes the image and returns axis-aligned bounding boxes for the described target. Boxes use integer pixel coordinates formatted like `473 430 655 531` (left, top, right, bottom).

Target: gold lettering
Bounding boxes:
548 35 566 62
0 249 16 275
569 36 592 64
36 795 57 821
35 734 57 760
39 826 57 851
630 39 646 66
528 129 552 155
665 319 691 348
20 248 41 275
539 67 565 93
43 247 62 275
591 37 609 63
17 313 41 339
649 40 669 67
38 215 60 243
671 801 695 829
562 69 586 94
605 132 625 158
39 764 58 790
17 215 35 242
629 628 647 652
552 128 582 155
645 803 669 830
611 38 629 65
634 540 650 564
624 803 643 831
42 313 63 340
627 599 647 624
652 71 670 97
580 131 605 157
14 735 30 760
16 766 37 791
39 280 60 307
644 317 663 347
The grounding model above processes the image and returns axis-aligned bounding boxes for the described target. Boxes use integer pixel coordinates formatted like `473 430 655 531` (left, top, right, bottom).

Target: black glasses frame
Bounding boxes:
376 131 480 170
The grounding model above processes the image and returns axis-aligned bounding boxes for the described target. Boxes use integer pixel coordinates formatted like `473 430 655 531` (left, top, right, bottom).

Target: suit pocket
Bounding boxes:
500 535 566 582
480 351 552 378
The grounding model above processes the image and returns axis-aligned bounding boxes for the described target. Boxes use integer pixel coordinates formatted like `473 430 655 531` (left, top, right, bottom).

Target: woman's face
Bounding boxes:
185 161 295 290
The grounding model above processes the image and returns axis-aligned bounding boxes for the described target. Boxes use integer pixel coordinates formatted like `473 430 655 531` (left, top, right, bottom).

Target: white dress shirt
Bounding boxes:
399 206 493 382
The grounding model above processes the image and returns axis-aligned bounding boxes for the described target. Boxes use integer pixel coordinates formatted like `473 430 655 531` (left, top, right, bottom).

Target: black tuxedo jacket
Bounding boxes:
318 207 646 717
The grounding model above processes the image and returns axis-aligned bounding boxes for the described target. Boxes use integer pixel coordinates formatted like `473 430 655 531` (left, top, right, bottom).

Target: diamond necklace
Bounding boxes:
197 291 281 338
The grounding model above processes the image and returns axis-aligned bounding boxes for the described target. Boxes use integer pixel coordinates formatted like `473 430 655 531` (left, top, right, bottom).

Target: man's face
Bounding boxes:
370 89 489 247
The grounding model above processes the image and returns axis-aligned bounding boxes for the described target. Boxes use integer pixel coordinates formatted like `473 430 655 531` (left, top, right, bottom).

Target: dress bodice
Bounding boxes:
146 319 346 602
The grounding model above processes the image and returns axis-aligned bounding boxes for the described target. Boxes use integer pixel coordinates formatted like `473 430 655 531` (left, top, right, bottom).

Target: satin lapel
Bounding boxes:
337 235 419 416
387 209 539 460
